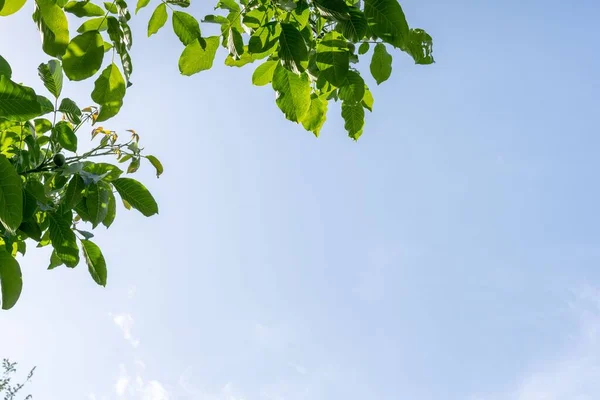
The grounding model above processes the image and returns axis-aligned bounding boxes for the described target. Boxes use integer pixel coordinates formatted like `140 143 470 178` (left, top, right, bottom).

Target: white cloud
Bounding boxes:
115 363 170 400
112 313 140 348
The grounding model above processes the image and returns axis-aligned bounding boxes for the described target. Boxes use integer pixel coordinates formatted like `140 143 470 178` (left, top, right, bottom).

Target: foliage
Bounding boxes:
0 359 35 399
0 0 433 309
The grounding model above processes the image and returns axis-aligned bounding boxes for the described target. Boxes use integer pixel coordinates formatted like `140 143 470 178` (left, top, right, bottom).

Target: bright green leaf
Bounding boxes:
145 155 163 178
361 86 374 111
63 31 105 81
0 0 26 16
301 95 328 137
251 60 277 86
248 21 280 59
370 42 392 84
0 76 43 122
53 121 77 152
339 70 365 102
91 63 126 121
0 154 22 233
86 181 110 227
83 162 123 181
178 36 219 76
316 31 349 86
48 208 80 267
104 1 118 12
48 250 63 269
341 100 364 139
272 64 311 122
81 240 107 286
64 0 105 16
33 0 70 58
0 247 22 310
34 118 52 134
37 60 63 98
402 28 435 65
172 11 201 45
112 178 159 217
148 3 167 37
77 16 109 33
135 0 149 13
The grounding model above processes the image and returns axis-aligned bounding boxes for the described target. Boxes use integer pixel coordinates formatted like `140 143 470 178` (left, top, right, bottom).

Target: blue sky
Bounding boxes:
2 0 600 399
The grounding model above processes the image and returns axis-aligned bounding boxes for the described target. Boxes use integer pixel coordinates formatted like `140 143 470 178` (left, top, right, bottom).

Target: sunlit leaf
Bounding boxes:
0 154 22 233
272 64 311 122
81 240 107 286
370 42 392 84
112 177 158 216
364 0 409 48
37 60 63 98
63 31 105 81
178 36 219 76
172 11 201 45
148 3 167 37
0 247 22 310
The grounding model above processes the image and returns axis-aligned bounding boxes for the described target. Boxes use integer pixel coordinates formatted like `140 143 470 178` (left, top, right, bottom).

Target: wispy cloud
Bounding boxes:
111 313 140 348
115 362 170 400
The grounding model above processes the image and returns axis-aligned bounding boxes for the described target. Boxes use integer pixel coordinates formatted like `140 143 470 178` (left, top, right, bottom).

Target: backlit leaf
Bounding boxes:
81 240 107 286
91 63 126 121
37 60 63 98
178 36 219 76
300 95 328 137
63 31 105 81
316 31 349 86
172 11 201 45
278 23 308 74
341 100 364 139
48 208 80 267
252 60 277 86
370 42 392 84
148 3 167 37
112 178 158 216
0 154 22 233
364 0 409 48
64 1 105 17
272 64 311 122
33 0 70 58
0 247 22 310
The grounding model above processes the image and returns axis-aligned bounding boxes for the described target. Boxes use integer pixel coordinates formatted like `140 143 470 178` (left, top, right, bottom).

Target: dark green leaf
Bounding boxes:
341 100 364 139
102 190 116 227
0 55 12 78
81 239 107 286
91 63 126 121
336 7 367 41
358 42 369 55
107 17 133 86
33 0 70 58
402 28 434 65
115 0 131 20
370 42 392 84
86 181 110 227
37 60 63 98
58 98 82 124
48 250 63 269
226 27 244 59
63 31 105 81
64 0 105 16
166 0 189 7
313 0 349 21
300 95 328 137
145 155 163 178
0 247 22 310
248 21 280 59
339 70 365 102
77 16 109 33
0 76 43 122
53 121 77 152
19 220 42 241
112 178 158 217
37 95 54 114
48 208 79 267
0 155 23 233
251 60 277 86
278 23 308 74
178 36 220 76
127 157 140 173
272 64 311 122
172 11 201 45
364 0 408 48
316 31 349 86
148 3 167 37
64 174 85 208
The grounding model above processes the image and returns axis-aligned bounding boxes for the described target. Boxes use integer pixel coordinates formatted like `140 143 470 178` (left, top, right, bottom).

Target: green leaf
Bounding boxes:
37 95 54 114
64 0 105 16
0 0 26 16
224 51 254 67
300 95 328 137
102 190 116 227
278 23 308 74
112 178 158 217
316 31 349 87
0 76 43 122
148 3 167 37
0 155 22 233
127 157 140 173
341 100 364 139
33 0 70 58
248 21 280 59
0 55 12 78
252 60 277 86
216 0 238 11
145 155 163 178
107 17 133 86
63 31 105 81
272 64 311 122
370 42 392 84
339 70 365 102
402 28 434 65
104 41 114 52
178 36 220 76
172 11 201 45
291 0 310 28
19 220 42 241
37 60 63 99
81 240 107 286
358 42 369 55
202 14 228 24
166 0 188 7
58 98 82 124
226 27 244 59
91 63 126 121
364 0 408 48
48 250 63 269
0 248 22 310
104 1 118 13
77 16 109 33
336 7 367 41
83 162 123 181
53 121 77 152
64 174 85 208
313 0 349 21
361 86 374 111
242 7 267 30
115 0 131 20
48 208 79 267
34 118 52 134
135 0 150 13
86 182 110 227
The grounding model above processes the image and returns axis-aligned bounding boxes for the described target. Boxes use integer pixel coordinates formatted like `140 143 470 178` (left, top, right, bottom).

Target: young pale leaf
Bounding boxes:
272 65 311 122
178 37 220 76
0 248 22 310
172 11 201 45
278 23 308 74
341 100 364 140
316 31 349 86
33 0 70 58
64 174 85 208
77 17 109 33
48 208 80 267
102 190 117 227
91 63 126 121
53 121 77 152
148 3 168 37
58 98 82 124
81 240 107 286
370 43 392 84
135 0 150 13
63 31 105 81
145 155 163 178
86 182 110 227
64 0 105 16
0 155 23 233
336 7 367 42
112 178 159 217
0 0 27 16
300 95 328 137
0 76 43 122
37 60 63 98
364 0 409 48
251 60 277 86
338 70 365 103
358 42 369 55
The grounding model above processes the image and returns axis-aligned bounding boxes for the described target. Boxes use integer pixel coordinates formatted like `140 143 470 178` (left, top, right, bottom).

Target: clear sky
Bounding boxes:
2 0 600 399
